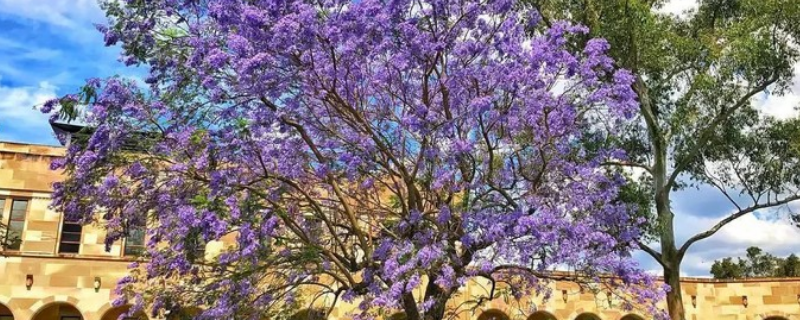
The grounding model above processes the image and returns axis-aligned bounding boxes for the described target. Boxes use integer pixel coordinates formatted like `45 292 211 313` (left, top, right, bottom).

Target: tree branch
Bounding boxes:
602 161 653 175
637 240 666 268
666 75 780 189
678 194 800 258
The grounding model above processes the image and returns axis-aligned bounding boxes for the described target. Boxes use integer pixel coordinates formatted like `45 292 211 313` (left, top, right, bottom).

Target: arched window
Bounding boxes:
528 311 557 320
620 315 644 320
574 313 601 320
477 309 510 320
764 317 789 320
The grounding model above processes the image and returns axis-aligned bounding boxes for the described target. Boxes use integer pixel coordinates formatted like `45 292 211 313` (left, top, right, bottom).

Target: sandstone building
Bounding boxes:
1 138 799 320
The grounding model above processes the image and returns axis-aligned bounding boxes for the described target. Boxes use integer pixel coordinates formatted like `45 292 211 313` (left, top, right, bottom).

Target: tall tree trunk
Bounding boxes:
657 189 685 320
652 120 685 320
664 265 685 320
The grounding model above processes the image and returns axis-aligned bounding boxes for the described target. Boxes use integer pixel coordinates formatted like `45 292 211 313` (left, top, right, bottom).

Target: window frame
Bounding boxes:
2 197 29 251
123 221 146 257
58 217 83 255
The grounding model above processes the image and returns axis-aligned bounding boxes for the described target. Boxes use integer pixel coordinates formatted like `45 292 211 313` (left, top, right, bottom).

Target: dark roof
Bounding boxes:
49 121 157 151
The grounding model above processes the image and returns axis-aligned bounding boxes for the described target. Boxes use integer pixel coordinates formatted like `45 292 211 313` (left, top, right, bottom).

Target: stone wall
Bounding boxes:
2 141 800 320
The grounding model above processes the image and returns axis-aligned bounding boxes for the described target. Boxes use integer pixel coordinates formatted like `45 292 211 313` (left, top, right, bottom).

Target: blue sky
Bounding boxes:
0 0 141 144
0 0 799 277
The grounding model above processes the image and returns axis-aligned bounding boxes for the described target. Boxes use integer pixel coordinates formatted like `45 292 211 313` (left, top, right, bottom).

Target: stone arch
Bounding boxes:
574 313 602 320
0 302 15 320
31 302 84 320
528 311 557 320
620 315 645 320
477 309 510 320
100 305 148 320
288 308 326 320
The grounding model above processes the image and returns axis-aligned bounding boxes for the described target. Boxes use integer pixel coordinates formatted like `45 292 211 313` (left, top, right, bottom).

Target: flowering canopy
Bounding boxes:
48 0 664 319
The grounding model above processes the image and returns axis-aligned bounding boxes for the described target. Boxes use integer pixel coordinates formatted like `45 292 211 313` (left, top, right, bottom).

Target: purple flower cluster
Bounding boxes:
48 0 666 319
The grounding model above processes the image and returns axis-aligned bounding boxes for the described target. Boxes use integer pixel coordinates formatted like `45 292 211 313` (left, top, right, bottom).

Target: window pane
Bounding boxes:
59 220 83 254
11 200 28 220
8 220 23 232
4 219 24 251
59 243 80 253
129 229 145 244
62 223 83 233
10 200 28 220
124 245 145 256
11 199 27 211
0 198 5 218
61 233 82 242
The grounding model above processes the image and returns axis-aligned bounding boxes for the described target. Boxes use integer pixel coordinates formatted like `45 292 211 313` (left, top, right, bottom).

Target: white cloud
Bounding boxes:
0 78 58 141
665 211 800 276
656 0 698 16
0 0 103 27
0 0 106 45
754 64 800 120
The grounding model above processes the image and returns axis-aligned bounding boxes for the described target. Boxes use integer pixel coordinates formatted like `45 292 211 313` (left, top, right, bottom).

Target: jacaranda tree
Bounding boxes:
47 0 664 319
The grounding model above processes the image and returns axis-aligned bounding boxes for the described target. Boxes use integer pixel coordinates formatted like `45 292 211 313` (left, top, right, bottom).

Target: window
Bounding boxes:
186 233 206 262
58 217 82 254
124 221 146 257
1 198 28 250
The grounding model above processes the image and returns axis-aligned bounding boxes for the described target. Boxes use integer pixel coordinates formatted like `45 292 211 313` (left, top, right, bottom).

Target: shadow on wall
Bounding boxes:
0 303 13 320
32 302 82 320
100 305 147 320
527 311 557 320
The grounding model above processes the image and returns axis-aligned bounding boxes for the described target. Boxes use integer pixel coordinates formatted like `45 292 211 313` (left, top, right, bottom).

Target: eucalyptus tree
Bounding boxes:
525 0 800 319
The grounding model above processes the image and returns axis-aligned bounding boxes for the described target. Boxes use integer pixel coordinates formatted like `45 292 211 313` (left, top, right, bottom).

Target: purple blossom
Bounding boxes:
46 0 664 318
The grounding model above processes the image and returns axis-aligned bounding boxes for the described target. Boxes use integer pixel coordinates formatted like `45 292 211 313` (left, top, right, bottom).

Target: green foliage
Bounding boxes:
523 0 800 317
523 0 800 256
710 246 800 279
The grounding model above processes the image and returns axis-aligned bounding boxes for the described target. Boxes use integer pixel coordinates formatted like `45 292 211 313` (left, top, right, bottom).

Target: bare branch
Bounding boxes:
678 194 800 258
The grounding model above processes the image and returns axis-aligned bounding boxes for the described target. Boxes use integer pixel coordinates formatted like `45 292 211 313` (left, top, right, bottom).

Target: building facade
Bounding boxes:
1 140 799 320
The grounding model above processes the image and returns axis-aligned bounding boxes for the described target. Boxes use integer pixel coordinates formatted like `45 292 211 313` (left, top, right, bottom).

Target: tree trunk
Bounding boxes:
664 263 686 320
401 280 450 320
651 121 685 320
423 280 448 320
402 293 422 320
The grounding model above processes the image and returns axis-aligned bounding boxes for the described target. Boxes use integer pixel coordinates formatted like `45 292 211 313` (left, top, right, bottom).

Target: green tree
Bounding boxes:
710 257 744 279
712 247 800 278
524 1 800 319
780 254 800 277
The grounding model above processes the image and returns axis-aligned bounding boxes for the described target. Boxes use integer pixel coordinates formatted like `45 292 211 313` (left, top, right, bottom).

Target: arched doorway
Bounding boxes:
528 311 557 320
32 303 83 320
575 313 601 320
101 305 147 320
477 309 510 320
620 315 644 320
289 309 326 320
764 317 789 320
0 303 13 320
